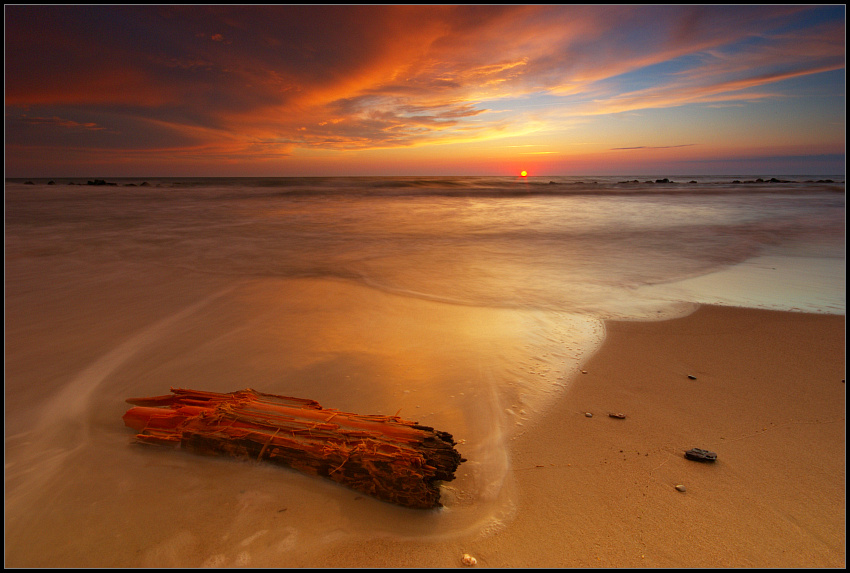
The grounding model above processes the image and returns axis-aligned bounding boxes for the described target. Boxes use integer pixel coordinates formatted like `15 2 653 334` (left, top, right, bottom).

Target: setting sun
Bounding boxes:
520 170 528 177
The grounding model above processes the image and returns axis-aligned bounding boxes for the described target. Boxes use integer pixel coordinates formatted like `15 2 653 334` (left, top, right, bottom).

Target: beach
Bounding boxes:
476 304 845 568
257 304 845 568
4 176 844 568
4 268 844 567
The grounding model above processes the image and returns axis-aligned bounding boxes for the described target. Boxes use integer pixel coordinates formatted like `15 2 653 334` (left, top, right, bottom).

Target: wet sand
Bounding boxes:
4 261 596 568
4 257 845 568
305 305 846 568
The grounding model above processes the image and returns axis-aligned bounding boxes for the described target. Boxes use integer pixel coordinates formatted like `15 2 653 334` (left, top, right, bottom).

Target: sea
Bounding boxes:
4 175 845 566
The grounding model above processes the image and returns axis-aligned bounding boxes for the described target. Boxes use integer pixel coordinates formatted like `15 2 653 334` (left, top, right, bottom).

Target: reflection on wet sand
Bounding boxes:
4 266 604 566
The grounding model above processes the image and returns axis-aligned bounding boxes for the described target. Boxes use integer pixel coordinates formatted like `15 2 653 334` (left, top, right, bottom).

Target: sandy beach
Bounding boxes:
482 304 845 568
299 304 846 568
4 269 845 568
4 178 845 568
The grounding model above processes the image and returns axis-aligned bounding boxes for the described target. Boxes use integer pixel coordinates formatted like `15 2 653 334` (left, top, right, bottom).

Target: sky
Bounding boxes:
4 5 846 177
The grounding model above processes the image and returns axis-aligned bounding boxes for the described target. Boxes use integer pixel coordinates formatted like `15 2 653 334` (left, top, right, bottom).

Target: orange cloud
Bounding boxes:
4 5 845 175
17 116 107 131
584 63 846 117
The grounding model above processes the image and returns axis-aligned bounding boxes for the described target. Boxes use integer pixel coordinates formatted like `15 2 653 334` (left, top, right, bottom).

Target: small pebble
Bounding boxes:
461 553 477 566
675 484 687 492
687 375 697 380
585 412 593 418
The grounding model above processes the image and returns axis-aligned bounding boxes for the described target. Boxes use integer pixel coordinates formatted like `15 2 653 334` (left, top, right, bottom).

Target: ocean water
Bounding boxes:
4 175 845 566
7 175 845 310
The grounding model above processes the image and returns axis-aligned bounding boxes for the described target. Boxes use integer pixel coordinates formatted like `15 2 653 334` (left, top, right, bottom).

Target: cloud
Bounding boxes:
17 116 107 131
611 144 697 151
588 16 846 114
3 5 845 172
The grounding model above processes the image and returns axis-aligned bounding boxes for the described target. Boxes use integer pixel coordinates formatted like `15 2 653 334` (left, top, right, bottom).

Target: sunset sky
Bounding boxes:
4 5 845 177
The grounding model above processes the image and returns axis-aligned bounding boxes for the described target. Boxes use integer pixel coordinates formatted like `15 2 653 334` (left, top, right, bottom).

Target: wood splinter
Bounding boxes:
122 388 465 509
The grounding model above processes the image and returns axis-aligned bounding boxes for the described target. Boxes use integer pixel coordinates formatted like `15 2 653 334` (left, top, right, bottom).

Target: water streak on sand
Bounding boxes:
6 284 241 507
42 284 241 428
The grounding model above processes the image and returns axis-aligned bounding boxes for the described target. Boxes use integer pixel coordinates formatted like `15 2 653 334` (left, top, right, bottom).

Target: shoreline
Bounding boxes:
476 304 845 568
3 275 845 566
496 304 846 568
301 304 845 568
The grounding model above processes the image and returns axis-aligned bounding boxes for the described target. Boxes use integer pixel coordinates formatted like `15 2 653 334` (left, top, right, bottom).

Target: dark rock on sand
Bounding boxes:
684 448 717 462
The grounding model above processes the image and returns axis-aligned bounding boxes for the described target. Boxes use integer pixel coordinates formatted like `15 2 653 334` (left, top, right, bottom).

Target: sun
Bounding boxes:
520 170 528 177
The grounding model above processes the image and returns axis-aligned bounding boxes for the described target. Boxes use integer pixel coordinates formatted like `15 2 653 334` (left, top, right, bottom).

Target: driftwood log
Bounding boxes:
122 388 465 509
